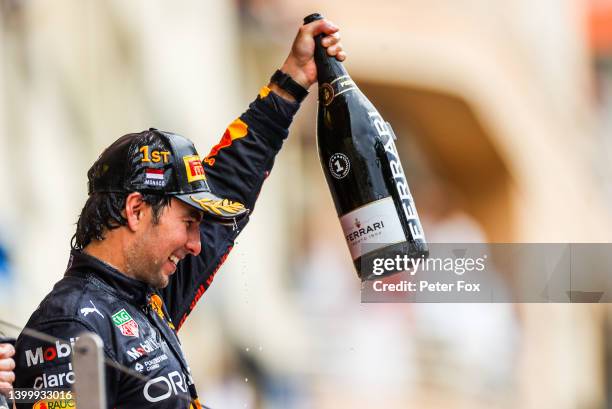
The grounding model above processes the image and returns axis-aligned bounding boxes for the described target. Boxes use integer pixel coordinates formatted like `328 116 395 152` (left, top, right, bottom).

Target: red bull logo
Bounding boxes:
204 118 248 166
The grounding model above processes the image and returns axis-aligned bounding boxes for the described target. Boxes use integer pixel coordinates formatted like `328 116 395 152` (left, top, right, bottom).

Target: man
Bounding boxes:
13 18 345 408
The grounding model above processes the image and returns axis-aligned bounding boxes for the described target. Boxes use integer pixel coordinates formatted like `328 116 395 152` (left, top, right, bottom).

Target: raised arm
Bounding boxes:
160 18 346 329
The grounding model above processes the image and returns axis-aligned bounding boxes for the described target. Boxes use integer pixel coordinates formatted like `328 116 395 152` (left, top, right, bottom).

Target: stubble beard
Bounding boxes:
125 236 169 289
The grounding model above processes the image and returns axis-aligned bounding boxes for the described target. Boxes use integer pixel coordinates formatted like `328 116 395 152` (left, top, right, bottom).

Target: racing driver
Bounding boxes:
13 17 345 408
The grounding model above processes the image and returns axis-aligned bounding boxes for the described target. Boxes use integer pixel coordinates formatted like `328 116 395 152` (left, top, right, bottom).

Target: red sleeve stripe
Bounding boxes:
177 245 233 331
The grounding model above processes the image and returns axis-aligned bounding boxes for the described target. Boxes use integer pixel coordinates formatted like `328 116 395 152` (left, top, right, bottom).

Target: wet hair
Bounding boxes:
71 192 172 250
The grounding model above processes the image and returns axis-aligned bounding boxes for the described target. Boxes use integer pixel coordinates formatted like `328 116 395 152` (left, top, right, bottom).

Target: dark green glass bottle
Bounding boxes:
305 13 428 280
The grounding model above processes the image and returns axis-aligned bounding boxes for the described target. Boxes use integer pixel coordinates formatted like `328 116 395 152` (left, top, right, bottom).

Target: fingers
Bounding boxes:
326 43 343 56
320 30 346 61
0 347 13 397
323 38 346 61
321 32 340 47
299 18 347 61
0 344 15 359
0 370 14 383
0 381 13 394
302 18 339 38
0 358 15 372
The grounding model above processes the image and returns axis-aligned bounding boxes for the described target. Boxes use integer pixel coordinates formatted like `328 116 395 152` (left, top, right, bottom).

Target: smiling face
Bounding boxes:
125 198 203 288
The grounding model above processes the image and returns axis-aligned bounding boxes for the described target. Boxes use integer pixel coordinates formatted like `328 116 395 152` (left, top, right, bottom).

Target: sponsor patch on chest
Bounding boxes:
111 308 140 337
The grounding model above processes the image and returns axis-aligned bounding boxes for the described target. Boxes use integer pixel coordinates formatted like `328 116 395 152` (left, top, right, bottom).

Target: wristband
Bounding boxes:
270 69 309 103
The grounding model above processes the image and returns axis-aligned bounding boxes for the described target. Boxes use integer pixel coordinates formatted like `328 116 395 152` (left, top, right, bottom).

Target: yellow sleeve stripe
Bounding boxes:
259 86 271 99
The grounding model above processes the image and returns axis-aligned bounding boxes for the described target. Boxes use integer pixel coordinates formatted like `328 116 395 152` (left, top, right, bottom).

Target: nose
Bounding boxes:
185 227 202 256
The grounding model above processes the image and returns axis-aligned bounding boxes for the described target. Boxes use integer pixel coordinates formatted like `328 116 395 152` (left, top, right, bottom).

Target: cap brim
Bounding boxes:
176 191 249 223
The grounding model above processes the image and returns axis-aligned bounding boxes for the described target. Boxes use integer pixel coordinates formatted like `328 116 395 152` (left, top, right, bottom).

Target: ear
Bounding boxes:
125 192 148 232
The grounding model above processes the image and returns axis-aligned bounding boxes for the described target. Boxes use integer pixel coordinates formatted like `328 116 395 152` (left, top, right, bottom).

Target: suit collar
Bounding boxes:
65 249 153 306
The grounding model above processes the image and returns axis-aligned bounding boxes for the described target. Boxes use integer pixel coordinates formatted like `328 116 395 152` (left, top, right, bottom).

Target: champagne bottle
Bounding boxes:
305 13 428 280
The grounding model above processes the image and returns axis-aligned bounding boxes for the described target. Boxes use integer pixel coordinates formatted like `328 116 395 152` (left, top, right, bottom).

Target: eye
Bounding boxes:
185 219 200 228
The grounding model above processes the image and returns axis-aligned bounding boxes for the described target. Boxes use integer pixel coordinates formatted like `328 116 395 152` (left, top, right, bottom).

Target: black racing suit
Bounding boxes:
13 87 299 408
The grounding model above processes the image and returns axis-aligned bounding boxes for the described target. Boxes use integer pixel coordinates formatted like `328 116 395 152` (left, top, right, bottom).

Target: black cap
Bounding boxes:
87 128 249 222
303 13 324 24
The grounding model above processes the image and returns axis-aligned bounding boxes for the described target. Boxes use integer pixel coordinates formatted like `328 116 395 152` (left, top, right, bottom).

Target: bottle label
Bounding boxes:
340 197 406 260
320 75 357 106
368 111 427 244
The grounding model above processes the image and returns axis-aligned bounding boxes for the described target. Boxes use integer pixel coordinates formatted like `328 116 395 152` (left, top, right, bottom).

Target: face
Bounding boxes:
125 198 203 288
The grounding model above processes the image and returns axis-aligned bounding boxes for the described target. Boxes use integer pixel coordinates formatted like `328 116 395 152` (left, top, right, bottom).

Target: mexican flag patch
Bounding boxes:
111 308 139 337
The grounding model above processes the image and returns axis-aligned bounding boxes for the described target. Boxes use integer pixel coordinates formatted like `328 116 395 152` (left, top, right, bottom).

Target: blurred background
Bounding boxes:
2 0 612 408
